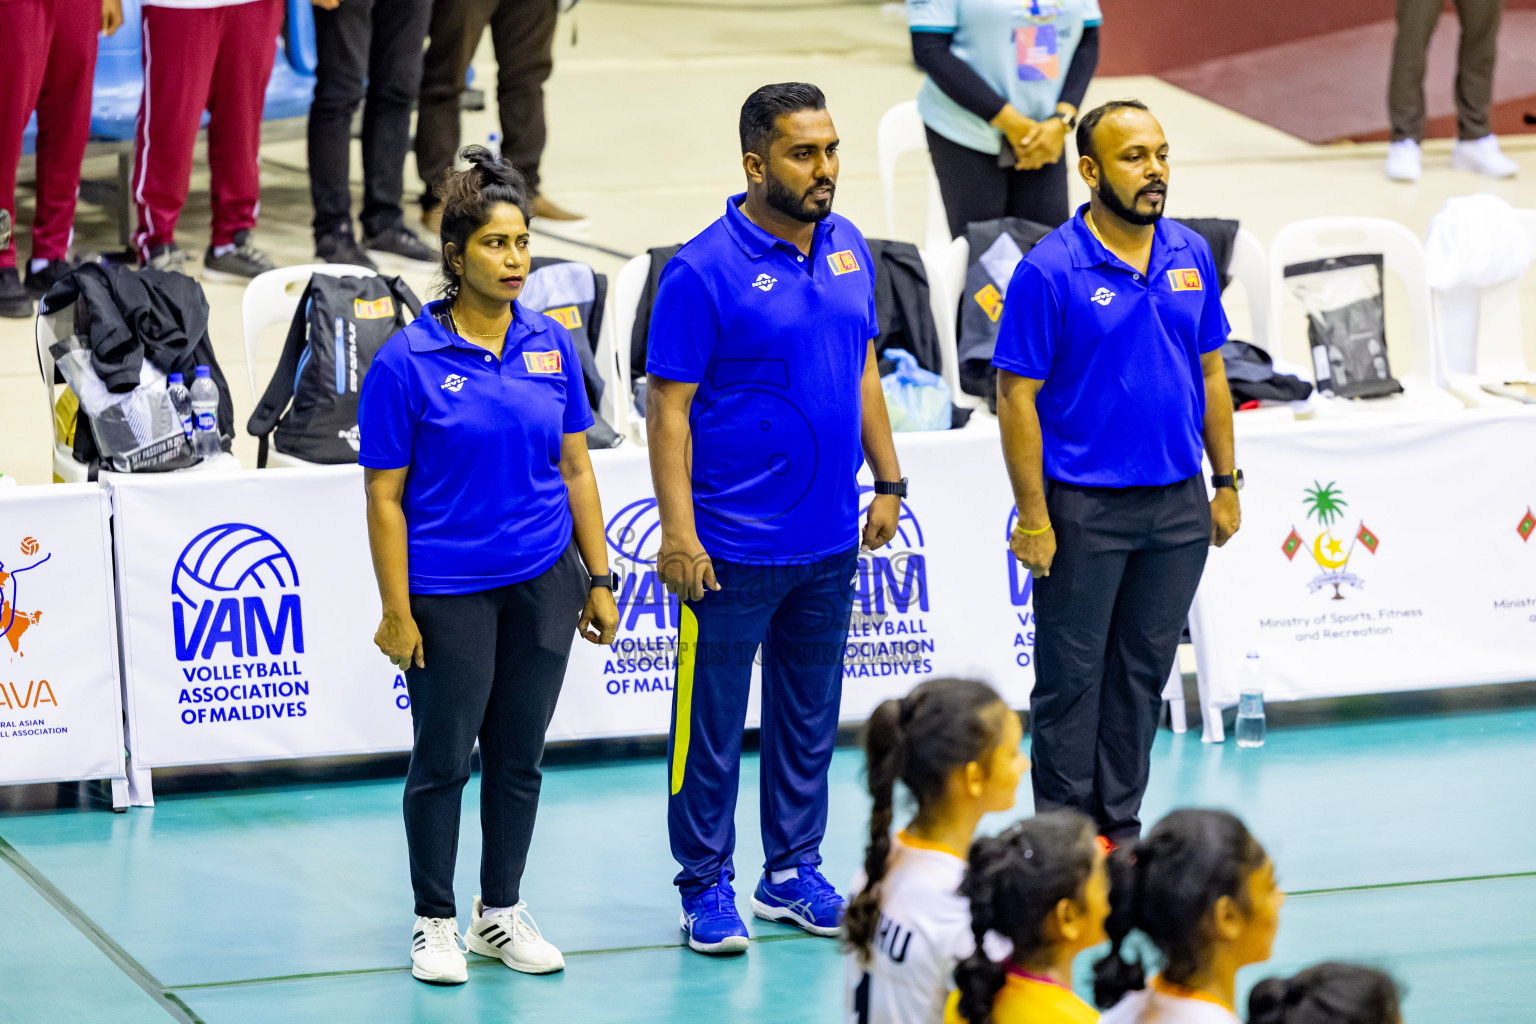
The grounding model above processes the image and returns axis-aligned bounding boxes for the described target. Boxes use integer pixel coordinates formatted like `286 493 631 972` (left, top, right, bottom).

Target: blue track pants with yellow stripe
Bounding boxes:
667 548 858 898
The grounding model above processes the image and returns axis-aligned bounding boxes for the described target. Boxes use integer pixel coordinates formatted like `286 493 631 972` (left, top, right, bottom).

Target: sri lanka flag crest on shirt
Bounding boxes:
828 250 860 276
523 351 562 374
1169 268 1202 291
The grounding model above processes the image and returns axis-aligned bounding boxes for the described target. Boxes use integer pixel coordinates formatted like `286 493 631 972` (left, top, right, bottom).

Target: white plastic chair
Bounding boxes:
931 235 993 413
34 309 90 483
241 263 378 468
1162 660 1187 735
1227 228 1271 354
593 284 631 443
877 101 952 256
1268 217 1462 414
612 253 651 443
1434 209 1536 407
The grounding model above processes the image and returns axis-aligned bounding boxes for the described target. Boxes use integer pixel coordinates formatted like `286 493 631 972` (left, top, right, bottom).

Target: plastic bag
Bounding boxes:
1282 254 1403 400
49 334 198 472
880 347 952 431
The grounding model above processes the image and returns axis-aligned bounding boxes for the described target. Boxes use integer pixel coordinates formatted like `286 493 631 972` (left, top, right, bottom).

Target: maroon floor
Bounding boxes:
1159 11 1536 144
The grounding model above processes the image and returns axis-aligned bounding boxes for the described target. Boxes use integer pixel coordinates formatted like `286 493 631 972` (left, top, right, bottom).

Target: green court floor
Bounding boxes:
3 702 1534 1023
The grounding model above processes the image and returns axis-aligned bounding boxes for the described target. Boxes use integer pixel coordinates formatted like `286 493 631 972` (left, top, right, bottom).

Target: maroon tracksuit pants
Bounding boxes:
132 0 281 260
0 0 99 271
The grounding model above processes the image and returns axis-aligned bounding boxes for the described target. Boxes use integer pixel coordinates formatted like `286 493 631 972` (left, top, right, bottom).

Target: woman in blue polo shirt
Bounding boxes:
358 147 619 987
908 0 1102 235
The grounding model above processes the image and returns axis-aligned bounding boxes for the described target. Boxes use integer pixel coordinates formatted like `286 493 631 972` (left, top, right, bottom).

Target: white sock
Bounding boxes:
212 243 235 257
481 904 515 918
768 868 798 884
29 258 48 273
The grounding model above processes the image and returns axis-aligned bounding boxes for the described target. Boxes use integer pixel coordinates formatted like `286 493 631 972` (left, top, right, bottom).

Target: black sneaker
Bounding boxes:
0 267 33 319
146 243 190 276
364 225 434 263
25 257 82 297
202 230 275 282
316 232 378 272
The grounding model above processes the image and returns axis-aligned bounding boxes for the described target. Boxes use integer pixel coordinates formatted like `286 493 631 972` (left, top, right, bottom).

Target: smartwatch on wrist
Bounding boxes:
589 571 619 591
873 477 908 498
1211 470 1244 491
1050 109 1077 130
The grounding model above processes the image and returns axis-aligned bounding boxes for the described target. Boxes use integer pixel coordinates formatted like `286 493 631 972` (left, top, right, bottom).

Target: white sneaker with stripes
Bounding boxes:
410 916 468 985
466 896 566 974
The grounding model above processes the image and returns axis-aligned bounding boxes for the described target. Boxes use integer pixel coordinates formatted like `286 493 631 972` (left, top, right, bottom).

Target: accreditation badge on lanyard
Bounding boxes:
1015 0 1062 82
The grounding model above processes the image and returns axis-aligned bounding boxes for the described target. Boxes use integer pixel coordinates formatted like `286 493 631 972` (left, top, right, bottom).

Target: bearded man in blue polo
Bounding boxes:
645 82 905 955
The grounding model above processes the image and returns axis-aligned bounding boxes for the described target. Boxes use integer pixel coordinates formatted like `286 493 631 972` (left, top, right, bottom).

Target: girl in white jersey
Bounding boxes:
843 678 1029 1024
1091 809 1286 1024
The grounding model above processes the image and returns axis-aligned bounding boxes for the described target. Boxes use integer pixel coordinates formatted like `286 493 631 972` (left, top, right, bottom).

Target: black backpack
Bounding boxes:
247 273 421 466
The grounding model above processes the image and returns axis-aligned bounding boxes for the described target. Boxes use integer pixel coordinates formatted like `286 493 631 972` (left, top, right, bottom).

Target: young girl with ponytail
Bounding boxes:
946 811 1109 1024
1092 809 1286 1023
1248 963 1402 1024
843 678 1029 1024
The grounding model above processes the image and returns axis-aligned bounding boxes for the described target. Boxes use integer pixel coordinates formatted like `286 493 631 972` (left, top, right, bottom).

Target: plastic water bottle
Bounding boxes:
167 372 193 440
487 131 502 162
190 365 220 460
1236 651 1266 748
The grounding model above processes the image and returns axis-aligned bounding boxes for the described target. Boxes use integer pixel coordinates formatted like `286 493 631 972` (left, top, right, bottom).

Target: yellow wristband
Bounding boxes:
1017 522 1052 537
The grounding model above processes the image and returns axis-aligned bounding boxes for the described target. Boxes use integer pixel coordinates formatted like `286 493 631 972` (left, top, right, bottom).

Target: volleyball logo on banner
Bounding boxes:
845 487 932 682
171 523 311 725
602 498 678 698
1 535 58 722
1002 506 1037 670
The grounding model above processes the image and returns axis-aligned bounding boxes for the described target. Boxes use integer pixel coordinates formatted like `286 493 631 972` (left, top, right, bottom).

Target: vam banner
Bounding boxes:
0 485 125 787
111 468 412 769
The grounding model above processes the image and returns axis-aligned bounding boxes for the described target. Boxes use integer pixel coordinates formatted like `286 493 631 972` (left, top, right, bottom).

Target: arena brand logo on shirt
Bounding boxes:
1168 268 1202 291
846 489 933 681
522 351 563 374
544 306 582 330
752 273 777 292
1 535 51 660
1003 507 1037 670
1280 482 1381 600
1091 287 1115 306
600 498 679 697
353 296 394 319
441 374 467 393
827 250 860 276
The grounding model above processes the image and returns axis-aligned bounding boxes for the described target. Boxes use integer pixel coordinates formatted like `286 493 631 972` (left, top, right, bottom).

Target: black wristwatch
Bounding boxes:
589 571 619 591
873 477 908 498
1211 470 1244 491
1050 109 1077 130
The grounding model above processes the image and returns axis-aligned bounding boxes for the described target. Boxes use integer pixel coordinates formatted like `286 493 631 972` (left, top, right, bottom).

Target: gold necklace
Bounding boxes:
448 306 511 339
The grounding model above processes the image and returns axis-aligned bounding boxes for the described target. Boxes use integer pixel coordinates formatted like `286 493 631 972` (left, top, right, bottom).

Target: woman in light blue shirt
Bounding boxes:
907 0 1102 234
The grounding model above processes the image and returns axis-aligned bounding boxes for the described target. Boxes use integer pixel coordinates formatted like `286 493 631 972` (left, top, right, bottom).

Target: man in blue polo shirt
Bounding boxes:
646 82 904 955
996 100 1240 844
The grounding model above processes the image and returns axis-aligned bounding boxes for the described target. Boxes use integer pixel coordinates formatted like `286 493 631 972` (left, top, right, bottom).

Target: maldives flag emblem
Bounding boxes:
1519 508 1535 542
522 351 562 374
1281 528 1302 561
828 250 860 275
1168 268 1202 291
1356 523 1379 554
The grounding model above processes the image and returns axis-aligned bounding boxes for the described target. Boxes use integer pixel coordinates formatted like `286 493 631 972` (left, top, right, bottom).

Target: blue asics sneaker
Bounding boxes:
750 861 844 937
680 870 750 955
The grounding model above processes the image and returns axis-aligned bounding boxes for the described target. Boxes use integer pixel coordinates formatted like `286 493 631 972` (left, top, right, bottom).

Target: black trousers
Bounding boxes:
402 542 587 918
1388 0 1503 142
926 126 1070 239
416 0 558 204
1030 475 1210 842
307 0 430 240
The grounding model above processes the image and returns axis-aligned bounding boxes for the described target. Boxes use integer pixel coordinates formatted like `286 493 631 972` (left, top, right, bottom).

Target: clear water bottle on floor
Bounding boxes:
167 372 193 440
190 365 220 460
487 131 502 162
1236 650 1266 748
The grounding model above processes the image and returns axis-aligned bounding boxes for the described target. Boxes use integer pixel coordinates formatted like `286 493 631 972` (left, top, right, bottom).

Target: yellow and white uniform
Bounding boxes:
1097 977 1241 1024
943 970 1099 1024
843 833 974 1024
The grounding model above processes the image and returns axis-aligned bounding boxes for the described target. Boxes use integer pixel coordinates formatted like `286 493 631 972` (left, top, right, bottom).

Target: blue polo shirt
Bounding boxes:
993 205 1230 487
357 300 594 595
647 194 879 564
